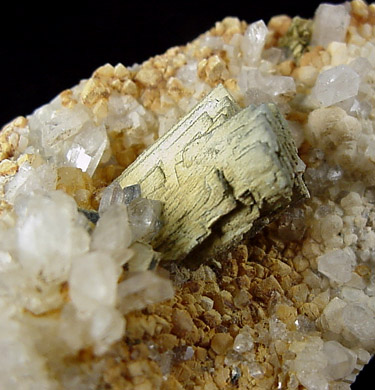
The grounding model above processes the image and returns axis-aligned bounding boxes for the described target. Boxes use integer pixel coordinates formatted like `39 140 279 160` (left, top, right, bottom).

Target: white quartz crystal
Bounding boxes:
340 286 368 304
317 248 356 284
311 65 360 107
117 271 174 314
16 191 89 283
238 67 295 102
341 303 375 347
349 57 372 79
127 242 158 272
5 163 57 205
0 315 55 390
241 20 268 66
65 124 108 176
59 303 89 352
311 3 351 47
28 100 90 155
88 305 126 355
105 94 157 147
297 372 329 390
323 341 357 380
201 36 224 50
321 297 347 334
27 95 109 177
176 61 199 85
292 338 329 390
69 251 119 314
91 204 133 264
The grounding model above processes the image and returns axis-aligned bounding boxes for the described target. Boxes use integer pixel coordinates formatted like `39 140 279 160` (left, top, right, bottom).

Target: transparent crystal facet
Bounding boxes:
99 183 141 214
311 4 350 47
311 65 360 107
65 124 108 176
317 248 356 284
127 198 163 243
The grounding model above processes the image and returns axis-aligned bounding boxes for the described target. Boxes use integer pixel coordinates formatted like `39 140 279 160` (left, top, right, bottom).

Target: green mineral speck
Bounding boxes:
278 16 313 62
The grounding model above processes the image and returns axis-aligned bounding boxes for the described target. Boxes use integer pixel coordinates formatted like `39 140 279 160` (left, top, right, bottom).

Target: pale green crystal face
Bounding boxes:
117 84 308 261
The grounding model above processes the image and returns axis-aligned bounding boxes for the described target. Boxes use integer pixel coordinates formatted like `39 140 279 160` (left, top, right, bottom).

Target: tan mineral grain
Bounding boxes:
56 167 95 209
0 116 27 160
81 78 110 107
268 15 293 37
210 333 234 355
275 303 298 329
0 159 17 176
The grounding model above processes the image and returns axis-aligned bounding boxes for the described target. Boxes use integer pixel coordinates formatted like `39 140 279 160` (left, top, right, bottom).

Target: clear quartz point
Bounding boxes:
127 198 163 243
123 184 141 205
99 182 141 214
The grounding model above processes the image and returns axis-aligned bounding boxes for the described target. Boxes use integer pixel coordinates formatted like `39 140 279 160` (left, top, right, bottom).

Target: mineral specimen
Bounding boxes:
1 1 375 390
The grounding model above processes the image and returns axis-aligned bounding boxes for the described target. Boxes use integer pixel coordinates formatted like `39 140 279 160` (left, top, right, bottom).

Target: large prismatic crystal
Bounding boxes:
117 84 308 261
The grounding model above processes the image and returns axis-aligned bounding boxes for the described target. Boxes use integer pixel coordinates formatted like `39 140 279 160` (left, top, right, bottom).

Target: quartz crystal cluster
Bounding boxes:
1 1 375 389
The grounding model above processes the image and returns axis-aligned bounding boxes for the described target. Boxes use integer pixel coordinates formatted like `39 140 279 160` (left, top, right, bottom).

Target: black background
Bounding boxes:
0 0 349 125
0 0 374 387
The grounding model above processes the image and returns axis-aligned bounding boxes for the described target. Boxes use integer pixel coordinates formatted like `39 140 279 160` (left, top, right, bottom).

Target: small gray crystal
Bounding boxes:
128 198 163 243
99 182 141 214
123 184 141 205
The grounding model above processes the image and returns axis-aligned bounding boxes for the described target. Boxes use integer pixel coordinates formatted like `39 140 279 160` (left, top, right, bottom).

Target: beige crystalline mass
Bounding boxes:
117 84 308 261
1 1 375 390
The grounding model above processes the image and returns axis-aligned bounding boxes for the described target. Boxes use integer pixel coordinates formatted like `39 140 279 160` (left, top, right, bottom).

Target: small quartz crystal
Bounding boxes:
99 182 142 214
97 182 162 270
15 191 89 283
117 271 174 314
65 124 108 176
317 248 356 284
341 303 375 347
241 20 268 66
127 241 159 272
311 3 351 47
233 326 254 353
238 67 296 100
311 65 360 107
323 341 357 380
69 251 119 314
5 163 57 205
91 204 133 265
127 198 163 243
